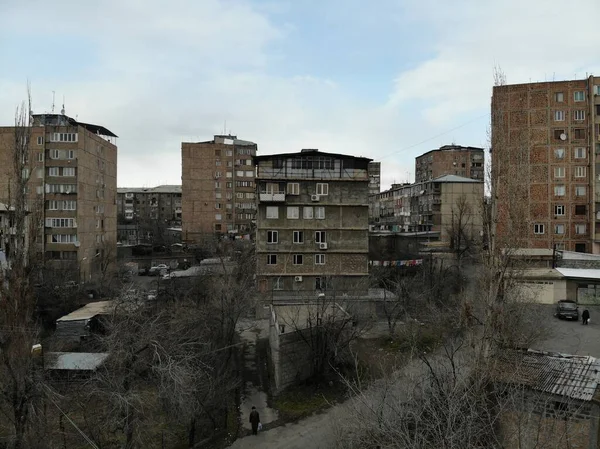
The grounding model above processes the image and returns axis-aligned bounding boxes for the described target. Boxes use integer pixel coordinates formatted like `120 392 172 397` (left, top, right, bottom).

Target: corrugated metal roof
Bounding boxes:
556 267 600 280
498 350 600 401
117 185 181 194
432 174 482 183
56 301 114 322
45 352 109 371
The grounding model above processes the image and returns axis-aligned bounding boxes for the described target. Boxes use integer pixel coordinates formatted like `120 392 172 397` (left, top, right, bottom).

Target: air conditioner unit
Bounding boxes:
311 194 319 201
74 241 80 247
294 276 303 282
319 243 328 250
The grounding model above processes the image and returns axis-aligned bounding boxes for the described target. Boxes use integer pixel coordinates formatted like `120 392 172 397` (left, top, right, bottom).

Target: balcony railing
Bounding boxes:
259 192 286 202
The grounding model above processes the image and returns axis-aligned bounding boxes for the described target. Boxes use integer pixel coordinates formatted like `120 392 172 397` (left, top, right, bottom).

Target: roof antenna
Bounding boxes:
51 91 55 113
224 120 227 135
61 95 65 115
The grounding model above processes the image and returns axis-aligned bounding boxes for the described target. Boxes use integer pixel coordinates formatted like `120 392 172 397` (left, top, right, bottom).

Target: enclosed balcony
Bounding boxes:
259 192 286 202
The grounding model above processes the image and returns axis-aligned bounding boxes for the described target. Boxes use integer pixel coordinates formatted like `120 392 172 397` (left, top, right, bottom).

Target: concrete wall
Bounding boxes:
439 181 484 243
515 279 566 304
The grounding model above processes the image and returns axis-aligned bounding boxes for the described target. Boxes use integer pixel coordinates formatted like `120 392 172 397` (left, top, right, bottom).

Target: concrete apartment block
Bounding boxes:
255 149 371 296
0 113 117 282
181 135 257 243
492 77 600 253
368 161 381 196
415 145 484 183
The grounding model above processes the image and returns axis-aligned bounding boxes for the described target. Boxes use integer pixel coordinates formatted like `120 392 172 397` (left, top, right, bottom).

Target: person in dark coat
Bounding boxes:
249 406 260 435
582 309 590 325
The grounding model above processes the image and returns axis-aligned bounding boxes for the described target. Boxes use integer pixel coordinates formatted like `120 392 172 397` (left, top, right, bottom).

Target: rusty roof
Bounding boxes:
496 350 600 402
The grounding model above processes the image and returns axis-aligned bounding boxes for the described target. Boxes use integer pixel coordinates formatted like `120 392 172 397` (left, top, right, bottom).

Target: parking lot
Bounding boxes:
534 305 600 357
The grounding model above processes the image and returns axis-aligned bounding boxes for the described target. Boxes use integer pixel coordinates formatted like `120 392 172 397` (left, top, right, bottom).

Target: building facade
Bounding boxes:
492 77 600 253
368 161 381 196
415 145 485 183
181 135 257 242
0 113 117 281
255 149 371 296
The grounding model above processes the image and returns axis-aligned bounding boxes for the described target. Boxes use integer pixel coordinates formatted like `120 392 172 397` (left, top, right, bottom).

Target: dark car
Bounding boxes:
555 300 579 320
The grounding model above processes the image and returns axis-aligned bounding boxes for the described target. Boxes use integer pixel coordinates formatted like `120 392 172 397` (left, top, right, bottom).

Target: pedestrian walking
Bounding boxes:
249 406 260 435
582 309 590 325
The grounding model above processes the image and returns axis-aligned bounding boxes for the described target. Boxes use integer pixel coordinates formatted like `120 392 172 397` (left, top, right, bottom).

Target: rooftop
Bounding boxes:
117 185 182 194
254 149 372 163
556 267 600 280
31 113 117 138
418 145 484 158
56 301 114 322
45 352 109 371
495 349 600 402
432 174 483 183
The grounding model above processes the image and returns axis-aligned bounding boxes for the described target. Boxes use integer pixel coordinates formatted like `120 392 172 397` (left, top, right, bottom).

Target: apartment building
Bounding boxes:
255 149 371 295
181 135 257 242
492 76 600 253
0 113 117 281
368 161 381 195
371 175 484 244
415 145 485 183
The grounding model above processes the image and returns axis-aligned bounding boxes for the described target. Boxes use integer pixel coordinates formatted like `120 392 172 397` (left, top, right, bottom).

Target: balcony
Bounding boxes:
259 192 286 202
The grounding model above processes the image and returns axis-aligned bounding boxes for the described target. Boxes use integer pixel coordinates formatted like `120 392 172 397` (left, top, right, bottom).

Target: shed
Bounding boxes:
55 301 115 340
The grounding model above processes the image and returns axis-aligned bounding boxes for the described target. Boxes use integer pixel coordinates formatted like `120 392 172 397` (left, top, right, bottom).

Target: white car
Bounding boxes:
149 264 169 276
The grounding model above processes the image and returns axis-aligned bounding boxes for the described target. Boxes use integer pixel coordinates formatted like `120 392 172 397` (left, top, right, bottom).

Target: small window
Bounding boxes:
554 224 565 235
533 224 545 235
554 185 565 196
315 206 325 219
293 254 303 265
214 224 222 231
226 172 232 178
574 147 586 159
63 167 75 177
215 160 221 166
267 230 278 244
67 150 75 159
554 205 565 216
574 110 585 121
215 149 221 157
315 254 325 265
37 152 44 162
554 167 565 178
226 150 233 156
574 166 586 178
575 186 587 196
266 206 279 219
215 203 221 209
315 231 326 243
554 110 565 121
37 136 43 145
574 128 586 140
316 183 329 196
555 92 564 102
554 148 565 159
36 168 43 179
287 183 300 195
554 129 565 140
574 91 585 102
273 278 284 290
215 213 222 220
48 167 59 177
303 206 314 219
575 205 587 215
287 206 299 219
293 231 304 244
267 254 277 265
575 224 587 235
215 181 221 189
215 192 222 199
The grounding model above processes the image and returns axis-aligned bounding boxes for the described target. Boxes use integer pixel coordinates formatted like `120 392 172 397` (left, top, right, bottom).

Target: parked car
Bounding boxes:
555 300 579 320
147 290 157 301
149 264 169 276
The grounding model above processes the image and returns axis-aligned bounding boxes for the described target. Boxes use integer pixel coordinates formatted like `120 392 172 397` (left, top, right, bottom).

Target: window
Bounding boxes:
316 183 329 195
215 149 221 157
215 192 222 199
96 219 101 229
48 167 59 177
37 136 43 145
554 110 565 121
554 205 565 216
62 167 75 177
575 147 586 159
554 129 565 140
45 218 77 228
273 278 284 290
287 206 299 219
287 183 300 195
266 206 279 219
554 148 565 159
245 170 254 177
50 234 78 244
533 224 545 235
574 110 585 121
554 185 565 196
575 166 586 178
47 200 59 210
215 181 221 189
67 150 75 160
574 91 585 102
37 152 44 162
215 213 222 220
315 206 325 219
303 206 313 219
45 184 77 194
36 186 43 195
51 133 78 142
555 224 565 235
555 92 564 102
215 171 222 178
315 254 325 265
575 205 587 215
36 168 43 179
267 230 278 244
226 172 232 178
293 231 304 244
574 128 586 140
226 182 233 188
554 167 565 178
50 149 60 159
215 203 221 209
293 254 303 265
236 170 244 177
226 150 233 156
575 186 587 196
315 231 326 243
215 160 221 166
575 224 587 235
267 254 277 265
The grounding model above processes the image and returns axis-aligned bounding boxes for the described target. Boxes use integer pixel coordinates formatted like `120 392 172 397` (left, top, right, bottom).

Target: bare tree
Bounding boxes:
447 194 475 267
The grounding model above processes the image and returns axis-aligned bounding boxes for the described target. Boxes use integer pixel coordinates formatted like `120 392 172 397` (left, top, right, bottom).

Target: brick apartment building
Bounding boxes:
0 113 117 281
116 185 181 245
415 145 485 183
181 135 257 242
492 76 600 253
254 149 371 296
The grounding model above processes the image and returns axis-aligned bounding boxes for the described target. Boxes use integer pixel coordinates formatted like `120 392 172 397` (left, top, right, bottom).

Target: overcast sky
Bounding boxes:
1 0 599 189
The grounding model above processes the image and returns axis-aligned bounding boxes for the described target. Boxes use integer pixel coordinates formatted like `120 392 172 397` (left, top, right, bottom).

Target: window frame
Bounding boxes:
554 167 565 178
574 91 585 102
554 148 565 160
293 254 303 265
293 230 304 244
315 206 325 219
287 182 300 195
315 231 326 243
316 183 329 196
287 206 300 219
267 230 279 244
554 205 565 216
574 147 586 159
574 110 585 121
266 206 279 219
554 110 565 121
267 254 277 265
575 224 587 235
303 206 313 219
554 224 565 235
533 224 545 235
575 166 586 178
315 254 325 265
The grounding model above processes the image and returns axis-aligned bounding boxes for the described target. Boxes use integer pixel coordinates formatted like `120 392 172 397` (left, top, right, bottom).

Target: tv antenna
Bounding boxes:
51 91 55 113
61 96 65 115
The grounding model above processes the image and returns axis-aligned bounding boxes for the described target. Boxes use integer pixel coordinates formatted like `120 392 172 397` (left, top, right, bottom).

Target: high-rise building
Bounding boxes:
368 161 381 195
181 135 257 242
415 145 485 183
0 113 118 281
492 76 600 253
254 149 371 296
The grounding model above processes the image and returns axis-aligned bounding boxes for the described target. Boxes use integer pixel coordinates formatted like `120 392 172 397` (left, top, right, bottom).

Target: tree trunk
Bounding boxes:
188 417 196 448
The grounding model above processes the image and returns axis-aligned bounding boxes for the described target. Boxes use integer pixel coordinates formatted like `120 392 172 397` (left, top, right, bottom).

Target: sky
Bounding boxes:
1 0 599 189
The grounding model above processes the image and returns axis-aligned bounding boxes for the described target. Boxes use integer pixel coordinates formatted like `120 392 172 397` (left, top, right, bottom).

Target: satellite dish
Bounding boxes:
560 133 567 141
